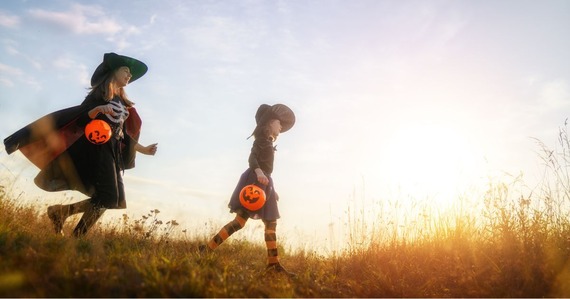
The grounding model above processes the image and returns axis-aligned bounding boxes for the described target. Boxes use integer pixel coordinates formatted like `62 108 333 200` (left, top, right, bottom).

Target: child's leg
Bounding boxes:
263 219 295 276
263 219 279 266
72 204 106 237
47 199 93 235
207 209 249 250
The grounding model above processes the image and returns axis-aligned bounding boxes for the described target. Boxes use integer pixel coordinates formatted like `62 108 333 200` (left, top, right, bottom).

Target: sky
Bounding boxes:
1 0 569 251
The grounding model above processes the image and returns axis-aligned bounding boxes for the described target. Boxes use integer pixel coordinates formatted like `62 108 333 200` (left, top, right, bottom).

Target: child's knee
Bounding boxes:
263 219 277 230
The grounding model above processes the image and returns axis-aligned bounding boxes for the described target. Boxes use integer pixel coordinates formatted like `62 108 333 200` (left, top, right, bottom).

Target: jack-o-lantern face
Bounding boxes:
85 120 112 145
239 184 266 211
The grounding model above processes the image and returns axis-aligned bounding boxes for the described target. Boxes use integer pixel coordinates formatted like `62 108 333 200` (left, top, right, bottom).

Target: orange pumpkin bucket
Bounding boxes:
85 119 112 144
239 184 266 211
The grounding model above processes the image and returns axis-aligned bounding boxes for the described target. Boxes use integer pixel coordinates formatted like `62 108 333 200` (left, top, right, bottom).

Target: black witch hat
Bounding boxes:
250 104 295 137
90 52 148 87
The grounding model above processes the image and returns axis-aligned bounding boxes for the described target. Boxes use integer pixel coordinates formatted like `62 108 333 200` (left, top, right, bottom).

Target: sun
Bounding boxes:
381 123 484 209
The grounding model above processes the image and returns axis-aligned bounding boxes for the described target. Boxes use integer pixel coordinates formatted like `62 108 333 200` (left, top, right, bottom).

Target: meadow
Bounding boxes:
1 128 570 297
1 177 569 298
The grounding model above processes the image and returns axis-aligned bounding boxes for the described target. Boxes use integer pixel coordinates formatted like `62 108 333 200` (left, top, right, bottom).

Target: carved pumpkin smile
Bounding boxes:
85 119 112 145
239 184 266 211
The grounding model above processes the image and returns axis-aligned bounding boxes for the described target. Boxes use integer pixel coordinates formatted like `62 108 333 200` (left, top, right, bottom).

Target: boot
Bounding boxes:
72 205 105 237
265 262 296 278
47 205 68 236
198 244 212 254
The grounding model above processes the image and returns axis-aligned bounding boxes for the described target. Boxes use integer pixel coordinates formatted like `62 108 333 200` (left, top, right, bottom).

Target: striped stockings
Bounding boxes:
206 211 280 265
263 219 279 265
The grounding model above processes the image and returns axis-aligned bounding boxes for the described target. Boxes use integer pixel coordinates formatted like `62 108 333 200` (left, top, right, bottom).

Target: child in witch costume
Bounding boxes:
201 103 296 276
3 53 158 237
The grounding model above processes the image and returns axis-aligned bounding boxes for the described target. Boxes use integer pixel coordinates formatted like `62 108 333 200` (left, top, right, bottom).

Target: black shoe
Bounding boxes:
198 244 212 254
47 205 66 236
265 263 296 278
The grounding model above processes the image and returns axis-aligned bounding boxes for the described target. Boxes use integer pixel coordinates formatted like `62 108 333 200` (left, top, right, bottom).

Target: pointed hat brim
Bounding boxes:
90 53 148 87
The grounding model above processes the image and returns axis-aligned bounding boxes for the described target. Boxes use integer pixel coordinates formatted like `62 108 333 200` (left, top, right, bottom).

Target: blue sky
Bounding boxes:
1 0 569 250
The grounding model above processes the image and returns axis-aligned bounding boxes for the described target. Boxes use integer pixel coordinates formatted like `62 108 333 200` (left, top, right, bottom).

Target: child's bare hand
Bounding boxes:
139 143 158 156
254 168 269 185
89 104 116 119
257 174 269 185
98 104 117 116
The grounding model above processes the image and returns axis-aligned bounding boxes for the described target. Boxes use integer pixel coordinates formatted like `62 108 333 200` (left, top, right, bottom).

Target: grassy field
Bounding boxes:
3 125 570 297
1 179 569 298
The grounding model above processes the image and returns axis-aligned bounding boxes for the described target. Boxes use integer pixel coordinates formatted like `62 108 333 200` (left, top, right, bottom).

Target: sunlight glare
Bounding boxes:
383 123 484 209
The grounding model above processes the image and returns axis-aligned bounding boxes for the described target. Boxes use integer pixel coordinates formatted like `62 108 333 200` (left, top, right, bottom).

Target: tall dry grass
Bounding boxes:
0 124 570 297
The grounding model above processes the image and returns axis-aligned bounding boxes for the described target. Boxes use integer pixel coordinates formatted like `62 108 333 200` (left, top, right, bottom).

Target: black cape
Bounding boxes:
3 95 142 196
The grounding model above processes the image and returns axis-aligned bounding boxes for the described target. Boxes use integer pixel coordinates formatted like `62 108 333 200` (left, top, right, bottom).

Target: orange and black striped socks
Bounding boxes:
207 213 248 250
263 220 279 265
205 213 281 267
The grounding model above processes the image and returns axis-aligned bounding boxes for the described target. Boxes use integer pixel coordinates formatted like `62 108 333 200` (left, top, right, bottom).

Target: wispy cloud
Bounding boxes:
28 4 122 35
150 14 158 25
0 77 14 87
0 63 23 77
2 40 42 70
182 16 263 62
0 63 22 87
26 4 143 50
0 62 40 89
0 11 20 28
51 56 90 86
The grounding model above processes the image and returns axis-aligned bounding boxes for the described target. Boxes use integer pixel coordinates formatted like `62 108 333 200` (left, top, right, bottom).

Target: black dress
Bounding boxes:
4 94 142 209
228 136 280 220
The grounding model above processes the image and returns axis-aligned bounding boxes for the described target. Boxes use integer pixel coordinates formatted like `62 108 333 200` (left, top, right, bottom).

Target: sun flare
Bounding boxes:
383 123 484 209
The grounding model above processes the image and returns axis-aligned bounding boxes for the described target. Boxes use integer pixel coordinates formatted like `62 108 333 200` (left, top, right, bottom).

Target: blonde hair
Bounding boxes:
89 69 135 107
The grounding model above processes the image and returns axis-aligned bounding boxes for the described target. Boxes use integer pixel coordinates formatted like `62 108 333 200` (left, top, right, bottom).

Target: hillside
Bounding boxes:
0 183 569 297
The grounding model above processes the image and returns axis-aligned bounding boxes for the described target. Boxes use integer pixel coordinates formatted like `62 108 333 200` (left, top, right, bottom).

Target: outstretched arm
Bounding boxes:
135 143 158 156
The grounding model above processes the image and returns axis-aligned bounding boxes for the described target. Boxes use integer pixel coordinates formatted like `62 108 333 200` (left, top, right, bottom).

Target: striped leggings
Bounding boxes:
207 209 279 265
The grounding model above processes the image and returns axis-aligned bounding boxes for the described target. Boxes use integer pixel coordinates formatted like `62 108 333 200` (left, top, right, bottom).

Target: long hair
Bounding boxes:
88 71 135 107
